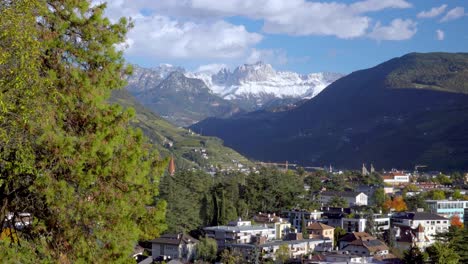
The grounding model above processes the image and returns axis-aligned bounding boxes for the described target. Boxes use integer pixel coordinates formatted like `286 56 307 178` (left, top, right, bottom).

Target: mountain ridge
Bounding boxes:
190 52 468 170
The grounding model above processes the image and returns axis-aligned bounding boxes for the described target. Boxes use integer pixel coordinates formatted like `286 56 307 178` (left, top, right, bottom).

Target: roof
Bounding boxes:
307 222 334 230
151 233 198 245
320 191 364 198
343 238 389 253
392 212 448 221
339 232 374 242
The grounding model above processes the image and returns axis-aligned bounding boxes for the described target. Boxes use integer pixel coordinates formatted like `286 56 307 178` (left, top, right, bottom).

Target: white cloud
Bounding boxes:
119 15 262 60
350 0 412 13
417 4 447 19
104 0 412 39
246 49 288 65
440 7 465 22
368 18 417 41
436 29 445 41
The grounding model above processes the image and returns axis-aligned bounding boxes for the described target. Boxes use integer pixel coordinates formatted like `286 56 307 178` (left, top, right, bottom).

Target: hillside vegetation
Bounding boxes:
110 89 252 171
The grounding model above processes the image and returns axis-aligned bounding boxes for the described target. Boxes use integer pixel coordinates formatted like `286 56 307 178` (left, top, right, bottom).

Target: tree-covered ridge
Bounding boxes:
109 89 253 171
386 53 468 94
0 1 166 262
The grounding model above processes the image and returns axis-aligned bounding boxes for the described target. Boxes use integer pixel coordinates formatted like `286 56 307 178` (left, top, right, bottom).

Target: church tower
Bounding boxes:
168 156 176 176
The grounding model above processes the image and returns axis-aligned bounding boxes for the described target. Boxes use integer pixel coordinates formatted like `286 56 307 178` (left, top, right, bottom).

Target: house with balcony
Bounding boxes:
280 209 323 232
203 219 276 249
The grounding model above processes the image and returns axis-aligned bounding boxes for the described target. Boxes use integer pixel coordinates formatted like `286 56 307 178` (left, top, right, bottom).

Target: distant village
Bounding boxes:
131 162 468 264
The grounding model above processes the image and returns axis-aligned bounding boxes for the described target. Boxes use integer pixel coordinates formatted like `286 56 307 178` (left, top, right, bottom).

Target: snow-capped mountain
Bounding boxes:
126 64 185 94
186 62 344 109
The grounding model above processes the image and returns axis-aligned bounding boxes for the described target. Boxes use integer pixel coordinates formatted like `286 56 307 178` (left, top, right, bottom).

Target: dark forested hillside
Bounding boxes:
191 53 468 170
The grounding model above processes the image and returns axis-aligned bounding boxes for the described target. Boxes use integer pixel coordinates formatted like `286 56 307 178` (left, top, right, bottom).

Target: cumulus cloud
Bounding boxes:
104 0 412 39
417 4 447 19
436 29 445 41
97 0 418 64
125 16 262 59
440 7 466 22
368 18 417 41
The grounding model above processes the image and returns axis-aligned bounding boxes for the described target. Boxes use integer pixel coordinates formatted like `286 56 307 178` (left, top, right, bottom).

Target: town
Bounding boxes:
134 164 468 263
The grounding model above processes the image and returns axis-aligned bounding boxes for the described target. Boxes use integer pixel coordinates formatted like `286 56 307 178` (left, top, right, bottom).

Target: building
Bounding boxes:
229 238 333 262
320 207 352 228
391 212 449 242
253 212 292 240
382 170 410 185
203 219 276 248
306 222 334 242
426 199 468 219
319 191 368 207
338 232 389 257
395 224 432 250
280 210 323 232
151 233 198 262
341 214 390 233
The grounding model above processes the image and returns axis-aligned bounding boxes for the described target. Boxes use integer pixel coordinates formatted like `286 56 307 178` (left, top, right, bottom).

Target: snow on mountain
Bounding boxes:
186 62 344 107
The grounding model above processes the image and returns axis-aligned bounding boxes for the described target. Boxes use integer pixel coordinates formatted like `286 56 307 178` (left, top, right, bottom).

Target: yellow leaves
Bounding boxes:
383 195 408 212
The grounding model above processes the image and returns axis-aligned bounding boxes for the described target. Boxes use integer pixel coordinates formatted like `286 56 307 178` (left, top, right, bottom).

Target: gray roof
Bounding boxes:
392 212 448 221
151 233 198 245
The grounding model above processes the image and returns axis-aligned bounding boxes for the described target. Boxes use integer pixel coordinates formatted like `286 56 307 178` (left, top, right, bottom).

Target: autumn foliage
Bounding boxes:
383 196 408 212
451 215 464 228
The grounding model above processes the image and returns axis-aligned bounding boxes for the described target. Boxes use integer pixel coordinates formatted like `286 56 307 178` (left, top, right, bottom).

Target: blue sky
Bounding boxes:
102 0 468 74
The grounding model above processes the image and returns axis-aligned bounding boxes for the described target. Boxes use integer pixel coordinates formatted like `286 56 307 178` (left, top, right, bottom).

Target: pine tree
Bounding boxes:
0 1 166 262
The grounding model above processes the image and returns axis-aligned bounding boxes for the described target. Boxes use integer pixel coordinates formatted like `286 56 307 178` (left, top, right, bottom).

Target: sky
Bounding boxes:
99 0 468 74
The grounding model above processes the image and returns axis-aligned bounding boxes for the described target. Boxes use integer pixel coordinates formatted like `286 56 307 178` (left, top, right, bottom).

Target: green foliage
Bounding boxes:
160 167 306 233
301 216 309 239
328 196 348 207
403 246 428 264
275 244 290 264
220 248 243 264
452 189 463 200
372 188 386 208
386 52 468 94
426 241 460 264
434 226 468 263
430 190 446 200
196 236 218 262
0 1 166 262
110 89 253 171
405 193 429 211
334 227 346 248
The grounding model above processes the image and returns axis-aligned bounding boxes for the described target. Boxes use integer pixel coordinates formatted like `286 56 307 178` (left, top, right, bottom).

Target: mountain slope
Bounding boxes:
109 89 252 171
190 52 468 170
128 69 242 127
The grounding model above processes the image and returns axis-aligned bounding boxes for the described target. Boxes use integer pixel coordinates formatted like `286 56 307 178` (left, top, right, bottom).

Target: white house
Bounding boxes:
383 171 411 185
342 214 390 233
151 233 198 262
391 212 449 243
319 191 368 206
203 219 276 249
